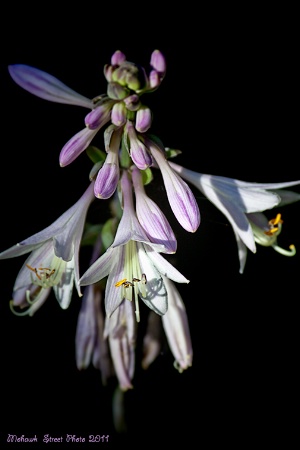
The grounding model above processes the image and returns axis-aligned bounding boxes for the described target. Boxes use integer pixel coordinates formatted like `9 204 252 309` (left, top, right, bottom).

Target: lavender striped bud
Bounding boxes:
149 70 160 89
59 127 98 167
135 106 152 133
125 121 152 170
85 99 114 129
150 50 167 74
94 127 122 199
146 137 200 233
111 102 127 127
111 50 126 66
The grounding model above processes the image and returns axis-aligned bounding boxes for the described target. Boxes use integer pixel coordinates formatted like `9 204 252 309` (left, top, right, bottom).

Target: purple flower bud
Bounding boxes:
150 50 166 74
111 50 126 66
59 127 98 167
123 94 140 112
125 121 152 170
111 102 127 127
135 106 152 133
84 99 113 130
94 161 120 199
94 127 122 199
146 138 200 233
149 70 160 89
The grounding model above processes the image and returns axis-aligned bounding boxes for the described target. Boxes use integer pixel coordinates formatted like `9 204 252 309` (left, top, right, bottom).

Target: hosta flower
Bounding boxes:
0 181 95 314
80 170 189 322
169 161 300 272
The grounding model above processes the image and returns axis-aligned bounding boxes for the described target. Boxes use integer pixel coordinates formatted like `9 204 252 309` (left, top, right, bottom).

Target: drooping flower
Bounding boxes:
80 170 189 322
169 161 300 272
0 181 95 314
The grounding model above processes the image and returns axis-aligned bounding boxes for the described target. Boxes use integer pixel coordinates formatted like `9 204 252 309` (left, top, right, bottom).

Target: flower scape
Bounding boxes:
1 49 300 430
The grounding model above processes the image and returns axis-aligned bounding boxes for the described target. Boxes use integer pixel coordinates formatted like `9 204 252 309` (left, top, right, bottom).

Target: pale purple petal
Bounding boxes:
79 246 117 286
137 243 168 315
143 243 190 284
161 276 193 372
8 65 93 108
53 258 75 309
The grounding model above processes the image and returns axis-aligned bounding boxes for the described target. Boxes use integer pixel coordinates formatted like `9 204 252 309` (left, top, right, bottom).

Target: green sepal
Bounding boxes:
119 133 132 169
165 148 182 159
141 167 153 185
89 161 104 180
86 145 106 164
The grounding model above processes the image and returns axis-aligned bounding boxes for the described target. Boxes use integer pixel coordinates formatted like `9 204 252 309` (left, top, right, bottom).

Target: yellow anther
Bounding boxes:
269 213 283 226
115 278 128 287
264 227 279 236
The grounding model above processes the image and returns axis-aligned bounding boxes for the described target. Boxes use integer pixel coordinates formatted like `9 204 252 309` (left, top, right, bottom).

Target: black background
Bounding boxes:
1 6 299 448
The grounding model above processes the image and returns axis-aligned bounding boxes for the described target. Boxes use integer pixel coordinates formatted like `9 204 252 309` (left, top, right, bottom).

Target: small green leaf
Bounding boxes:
102 218 118 250
86 146 106 164
81 223 103 246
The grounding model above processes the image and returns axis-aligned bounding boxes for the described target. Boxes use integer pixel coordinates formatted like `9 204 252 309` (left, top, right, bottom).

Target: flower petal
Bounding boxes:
8 65 94 108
